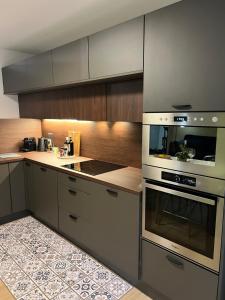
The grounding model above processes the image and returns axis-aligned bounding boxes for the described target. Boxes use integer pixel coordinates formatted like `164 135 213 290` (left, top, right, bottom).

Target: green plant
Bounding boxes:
176 144 190 162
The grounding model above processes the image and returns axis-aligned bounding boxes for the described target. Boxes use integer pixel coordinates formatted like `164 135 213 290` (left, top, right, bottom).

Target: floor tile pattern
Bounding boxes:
0 216 132 299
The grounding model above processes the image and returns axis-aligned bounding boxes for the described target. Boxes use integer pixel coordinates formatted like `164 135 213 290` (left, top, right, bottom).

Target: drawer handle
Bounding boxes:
172 104 192 110
69 214 78 221
68 189 77 196
68 176 76 182
40 167 47 172
106 189 118 197
166 255 184 268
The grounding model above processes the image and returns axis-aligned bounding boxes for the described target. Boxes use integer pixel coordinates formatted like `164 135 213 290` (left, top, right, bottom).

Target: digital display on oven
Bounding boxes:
174 116 187 122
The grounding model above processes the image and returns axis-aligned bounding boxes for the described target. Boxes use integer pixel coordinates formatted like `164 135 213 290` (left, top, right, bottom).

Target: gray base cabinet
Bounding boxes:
9 162 26 213
0 164 11 218
24 161 34 211
59 173 140 281
142 240 218 300
89 16 144 79
144 0 225 112
32 164 58 229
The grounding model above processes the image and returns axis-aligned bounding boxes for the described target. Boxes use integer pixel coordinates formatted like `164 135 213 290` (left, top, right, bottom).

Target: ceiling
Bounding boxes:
0 0 181 54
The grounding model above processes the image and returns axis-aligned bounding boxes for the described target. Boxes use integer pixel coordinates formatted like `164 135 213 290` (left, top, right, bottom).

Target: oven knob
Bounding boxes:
174 175 181 183
212 116 218 123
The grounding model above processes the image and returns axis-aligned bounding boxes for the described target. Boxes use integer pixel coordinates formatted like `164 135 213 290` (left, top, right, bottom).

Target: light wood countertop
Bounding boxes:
0 152 142 194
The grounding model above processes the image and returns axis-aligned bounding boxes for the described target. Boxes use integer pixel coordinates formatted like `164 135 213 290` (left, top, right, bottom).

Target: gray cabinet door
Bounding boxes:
9 162 26 213
89 17 144 79
32 164 58 229
26 51 53 90
144 0 225 112
52 38 89 85
2 61 27 94
142 240 218 300
24 161 34 212
0 164 11 217
93 186 140 281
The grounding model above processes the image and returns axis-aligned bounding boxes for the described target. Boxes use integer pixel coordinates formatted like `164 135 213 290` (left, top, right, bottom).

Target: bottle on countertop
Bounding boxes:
69 137 74 156
64 137 70 156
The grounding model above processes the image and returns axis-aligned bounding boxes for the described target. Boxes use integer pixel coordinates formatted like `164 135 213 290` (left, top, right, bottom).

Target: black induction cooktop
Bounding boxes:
62 160 126 176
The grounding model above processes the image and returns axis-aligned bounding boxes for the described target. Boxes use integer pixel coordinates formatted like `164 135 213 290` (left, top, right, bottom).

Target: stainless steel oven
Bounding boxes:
142 165 225 272
142 112 225 180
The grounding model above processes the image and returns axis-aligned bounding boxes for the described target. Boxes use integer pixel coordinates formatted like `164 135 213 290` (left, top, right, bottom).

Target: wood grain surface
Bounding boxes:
0 119 42 153
107 79 143 122
19 84 107 120
42 120 142 168
18 79 143 122
122 288 152 300
0 281 15 300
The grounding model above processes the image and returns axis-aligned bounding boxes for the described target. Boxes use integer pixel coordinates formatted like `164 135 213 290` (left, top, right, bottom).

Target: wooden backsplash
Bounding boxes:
0 119 42 153
42 120 142 168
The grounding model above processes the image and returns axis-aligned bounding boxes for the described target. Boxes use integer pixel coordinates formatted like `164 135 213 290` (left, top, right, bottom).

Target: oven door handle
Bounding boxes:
144 182 216 206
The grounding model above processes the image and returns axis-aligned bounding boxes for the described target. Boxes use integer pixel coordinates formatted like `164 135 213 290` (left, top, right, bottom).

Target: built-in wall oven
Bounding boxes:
142 112 225 180
142 166 225 272
142 112 225 272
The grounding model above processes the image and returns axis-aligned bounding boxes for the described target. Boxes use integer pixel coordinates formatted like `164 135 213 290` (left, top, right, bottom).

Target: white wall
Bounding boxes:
0 49 32 118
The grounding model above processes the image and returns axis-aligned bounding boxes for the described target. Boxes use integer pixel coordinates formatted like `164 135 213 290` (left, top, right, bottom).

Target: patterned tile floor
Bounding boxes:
0 216 132 300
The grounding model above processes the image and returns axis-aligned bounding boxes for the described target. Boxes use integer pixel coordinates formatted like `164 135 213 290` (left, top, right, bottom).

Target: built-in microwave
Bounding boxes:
142 112 225 180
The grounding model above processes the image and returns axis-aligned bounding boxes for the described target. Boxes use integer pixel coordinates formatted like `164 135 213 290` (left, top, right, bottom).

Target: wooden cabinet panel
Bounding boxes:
107 79 143 122
89 17 144 79
144 0 225 112
9 162 26 213
0 164 11 218
52 38 89 85
142 240 218 300
19 84 107 121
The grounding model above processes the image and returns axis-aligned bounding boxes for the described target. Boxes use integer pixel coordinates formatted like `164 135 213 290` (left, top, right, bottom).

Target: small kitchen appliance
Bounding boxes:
21 137 37 152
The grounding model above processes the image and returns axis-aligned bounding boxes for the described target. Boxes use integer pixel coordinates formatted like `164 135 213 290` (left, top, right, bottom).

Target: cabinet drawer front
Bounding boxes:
59 207 96 251
58 184 90 215
142 240 218 300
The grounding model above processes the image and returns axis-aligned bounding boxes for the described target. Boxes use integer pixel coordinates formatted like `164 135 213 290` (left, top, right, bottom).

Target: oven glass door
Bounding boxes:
144 184 217 259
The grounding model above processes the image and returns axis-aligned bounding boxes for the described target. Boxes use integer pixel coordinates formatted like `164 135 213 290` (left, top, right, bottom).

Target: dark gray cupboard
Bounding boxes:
89 16 144 79
144 0 225 112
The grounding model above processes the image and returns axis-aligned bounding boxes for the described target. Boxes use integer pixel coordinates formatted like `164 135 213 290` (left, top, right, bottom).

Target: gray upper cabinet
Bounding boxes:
89 17 144 79
26 51 54 90
2 61 27 93
0 164 11 218
144 0 225 112
9 162 26 213
52 38 89 85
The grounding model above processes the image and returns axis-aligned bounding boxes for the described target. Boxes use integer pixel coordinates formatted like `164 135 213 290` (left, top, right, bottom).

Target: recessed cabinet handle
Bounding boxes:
40 167 47 172
172 104 192 110
68 176 76 182
69 214 79 221
68 189 77 196
106 189 118 197
166 255 184 268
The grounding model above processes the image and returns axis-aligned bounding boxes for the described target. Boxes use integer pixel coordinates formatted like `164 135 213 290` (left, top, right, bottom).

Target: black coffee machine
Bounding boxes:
21 137 37 152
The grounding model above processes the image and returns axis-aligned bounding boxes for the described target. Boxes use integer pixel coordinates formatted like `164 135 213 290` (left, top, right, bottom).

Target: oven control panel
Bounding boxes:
162 171 196 187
